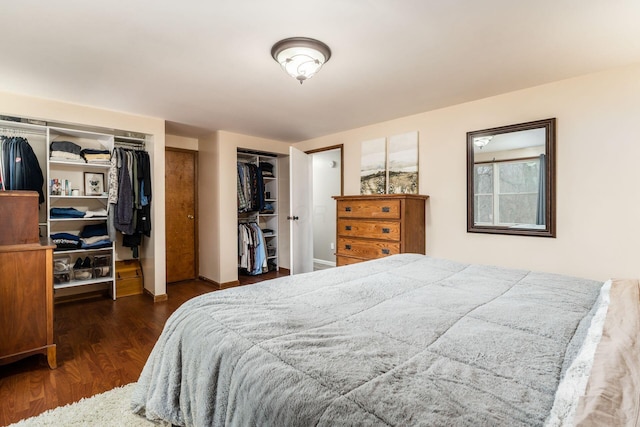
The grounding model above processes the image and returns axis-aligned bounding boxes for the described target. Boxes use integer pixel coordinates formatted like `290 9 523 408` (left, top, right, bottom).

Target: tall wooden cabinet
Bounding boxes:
333 194 428 266
0 191 56 368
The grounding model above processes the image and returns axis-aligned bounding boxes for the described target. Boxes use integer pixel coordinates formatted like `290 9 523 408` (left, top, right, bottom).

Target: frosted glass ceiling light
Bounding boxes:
271 37 331 84
473 136 492 149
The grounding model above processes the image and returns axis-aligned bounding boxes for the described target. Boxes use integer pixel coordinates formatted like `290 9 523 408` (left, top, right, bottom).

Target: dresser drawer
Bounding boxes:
337 237 400 259
337 199 400 219
336 255 363 267
337 219 400 241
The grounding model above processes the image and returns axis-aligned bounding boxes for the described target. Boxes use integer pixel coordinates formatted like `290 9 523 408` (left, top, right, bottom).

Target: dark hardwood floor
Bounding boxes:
0 270 287 426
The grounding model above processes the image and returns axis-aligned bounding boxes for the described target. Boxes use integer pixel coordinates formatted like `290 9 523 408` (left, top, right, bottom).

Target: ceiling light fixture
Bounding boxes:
271 37 331 84
473 136 493 149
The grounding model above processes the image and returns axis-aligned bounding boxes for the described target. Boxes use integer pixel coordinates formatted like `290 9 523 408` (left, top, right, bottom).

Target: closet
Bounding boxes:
47 127 116 299
237 150 279 275
1 116 151 301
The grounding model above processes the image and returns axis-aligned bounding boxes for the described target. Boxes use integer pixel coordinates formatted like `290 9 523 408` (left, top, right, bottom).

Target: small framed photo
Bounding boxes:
84 172 105 196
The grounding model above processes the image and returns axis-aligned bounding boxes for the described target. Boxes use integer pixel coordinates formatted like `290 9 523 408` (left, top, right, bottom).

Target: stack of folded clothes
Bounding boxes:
50 140 84 162
84 208 107 218
81 148 111 164
49 207 108 218
259 162 274 177
80 223 112 249
50 232 80 250
50 207 86 218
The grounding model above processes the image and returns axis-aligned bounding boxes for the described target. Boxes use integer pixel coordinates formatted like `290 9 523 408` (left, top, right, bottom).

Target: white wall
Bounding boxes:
295 64 640 281
166 134 198 150
0 91 167 297
312 149 341 264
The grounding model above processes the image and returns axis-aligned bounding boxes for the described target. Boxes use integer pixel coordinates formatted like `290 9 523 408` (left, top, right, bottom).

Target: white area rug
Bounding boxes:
10 383 159 426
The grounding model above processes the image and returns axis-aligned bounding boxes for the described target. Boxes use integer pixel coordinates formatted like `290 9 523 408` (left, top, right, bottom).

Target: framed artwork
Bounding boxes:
388 131 418 194
360 138 387 194
84 172 105 196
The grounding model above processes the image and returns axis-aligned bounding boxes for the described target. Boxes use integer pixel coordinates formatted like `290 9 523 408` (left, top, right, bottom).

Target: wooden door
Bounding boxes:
165 148 198 283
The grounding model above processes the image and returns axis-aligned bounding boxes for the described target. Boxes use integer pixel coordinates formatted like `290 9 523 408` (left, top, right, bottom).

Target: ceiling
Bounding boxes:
2 1 640 143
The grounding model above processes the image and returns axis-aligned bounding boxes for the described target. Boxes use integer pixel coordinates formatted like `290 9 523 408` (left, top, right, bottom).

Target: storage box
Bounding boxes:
93 254 112 278
72 267 93 281
115 259 143 298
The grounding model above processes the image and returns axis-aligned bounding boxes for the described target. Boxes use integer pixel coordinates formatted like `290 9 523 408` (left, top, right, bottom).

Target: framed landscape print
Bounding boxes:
360 138 387 194
387 131 418 194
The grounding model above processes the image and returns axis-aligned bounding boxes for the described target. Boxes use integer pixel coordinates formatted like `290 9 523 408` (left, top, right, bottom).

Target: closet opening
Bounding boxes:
237 149 280 276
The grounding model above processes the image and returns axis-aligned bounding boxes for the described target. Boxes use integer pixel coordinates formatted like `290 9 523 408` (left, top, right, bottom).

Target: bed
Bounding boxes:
131 254 639 426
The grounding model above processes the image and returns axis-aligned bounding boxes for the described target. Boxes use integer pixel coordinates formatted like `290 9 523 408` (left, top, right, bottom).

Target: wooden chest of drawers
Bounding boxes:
0 192 56 369
333 194 428 266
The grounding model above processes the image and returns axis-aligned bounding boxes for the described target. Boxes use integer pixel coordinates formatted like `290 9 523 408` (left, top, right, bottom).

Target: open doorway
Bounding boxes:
308 146 343 271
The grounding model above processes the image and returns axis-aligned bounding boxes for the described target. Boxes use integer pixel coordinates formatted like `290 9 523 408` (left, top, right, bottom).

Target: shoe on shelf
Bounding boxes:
73 258 83 269
82 256 92 268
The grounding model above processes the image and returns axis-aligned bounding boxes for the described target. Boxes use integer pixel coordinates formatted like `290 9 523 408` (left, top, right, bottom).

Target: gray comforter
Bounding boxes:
132 254 603 426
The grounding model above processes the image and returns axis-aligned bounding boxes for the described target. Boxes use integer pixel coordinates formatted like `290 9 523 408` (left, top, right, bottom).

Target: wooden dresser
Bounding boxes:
0 191 56 369
333 194 428 266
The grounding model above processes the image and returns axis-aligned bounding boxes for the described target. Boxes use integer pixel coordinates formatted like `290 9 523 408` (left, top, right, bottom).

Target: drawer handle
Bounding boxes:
381 248 390 255
345 225 352 231
382 206 390 213
345 244 352 250
382 228 390 233
345 206 352 212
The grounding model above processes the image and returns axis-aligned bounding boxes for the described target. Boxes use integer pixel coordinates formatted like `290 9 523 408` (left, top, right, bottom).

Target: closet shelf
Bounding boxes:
50 195 107 200
49 160 110 169
49 217 108 221
54 277 112 290
53 246 112 255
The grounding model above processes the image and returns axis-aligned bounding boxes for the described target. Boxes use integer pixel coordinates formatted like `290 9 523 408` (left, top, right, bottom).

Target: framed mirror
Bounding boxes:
467 118 556 237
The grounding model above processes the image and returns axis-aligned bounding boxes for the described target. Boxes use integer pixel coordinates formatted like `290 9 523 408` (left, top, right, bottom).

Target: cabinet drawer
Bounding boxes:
336 255 364 267
337 237 400 259
337 219 400 241
337 199 400 219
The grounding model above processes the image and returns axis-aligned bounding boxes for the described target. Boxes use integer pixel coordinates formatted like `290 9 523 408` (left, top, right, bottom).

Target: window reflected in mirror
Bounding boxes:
467 118 556 237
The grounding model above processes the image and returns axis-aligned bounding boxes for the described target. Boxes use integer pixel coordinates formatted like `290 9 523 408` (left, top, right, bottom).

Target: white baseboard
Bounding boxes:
313 258 336 267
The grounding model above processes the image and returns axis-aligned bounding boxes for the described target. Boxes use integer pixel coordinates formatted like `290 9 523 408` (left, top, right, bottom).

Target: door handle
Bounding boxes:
287 216 299 221
187 214 194 219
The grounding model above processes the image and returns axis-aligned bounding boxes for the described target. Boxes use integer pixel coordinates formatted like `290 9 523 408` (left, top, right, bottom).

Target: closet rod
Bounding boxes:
0 127 46 137
238 218 258 224
114 140 145 150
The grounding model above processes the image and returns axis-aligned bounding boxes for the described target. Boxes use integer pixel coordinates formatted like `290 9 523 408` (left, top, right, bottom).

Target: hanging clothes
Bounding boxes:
0 135 45 202
238 222 267 275
236 162 266 213
109 146 152 258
